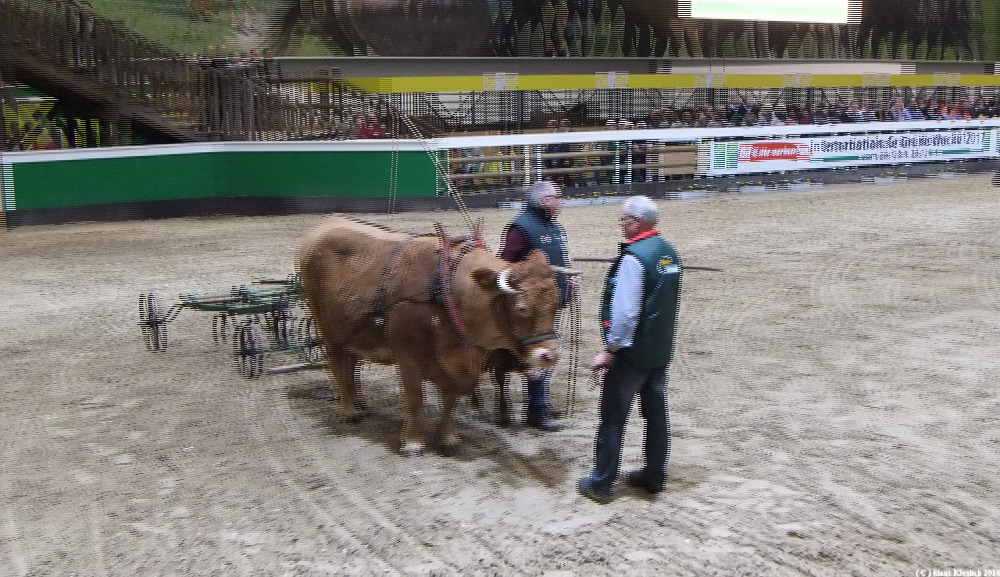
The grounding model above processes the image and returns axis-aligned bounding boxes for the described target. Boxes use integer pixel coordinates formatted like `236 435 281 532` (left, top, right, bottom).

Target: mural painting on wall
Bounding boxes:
268 0 981 60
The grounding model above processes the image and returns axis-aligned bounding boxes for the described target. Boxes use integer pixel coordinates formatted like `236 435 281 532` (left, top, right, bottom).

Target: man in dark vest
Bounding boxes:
578 195 682 503
499 180 576 431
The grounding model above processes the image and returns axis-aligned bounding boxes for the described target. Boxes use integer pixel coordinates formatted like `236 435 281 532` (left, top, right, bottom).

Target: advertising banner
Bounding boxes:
700 129 1000 175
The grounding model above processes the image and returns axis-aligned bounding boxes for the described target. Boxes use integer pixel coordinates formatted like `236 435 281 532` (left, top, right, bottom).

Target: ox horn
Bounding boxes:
550 265 582 276
497 268 519 294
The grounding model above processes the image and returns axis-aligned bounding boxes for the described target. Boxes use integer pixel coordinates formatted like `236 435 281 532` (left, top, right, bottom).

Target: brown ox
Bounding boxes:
297 216 561 455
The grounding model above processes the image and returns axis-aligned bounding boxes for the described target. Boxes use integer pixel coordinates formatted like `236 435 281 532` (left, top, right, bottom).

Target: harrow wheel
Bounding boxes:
138 293 169 352
297 316 326 364
265 304 295 350
211 313 232 346
233 323 264 379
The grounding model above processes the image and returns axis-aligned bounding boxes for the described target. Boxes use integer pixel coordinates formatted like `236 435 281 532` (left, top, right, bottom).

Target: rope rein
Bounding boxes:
400 115 475 236
399 114 581 420
371 234 421 328
565 293 581 418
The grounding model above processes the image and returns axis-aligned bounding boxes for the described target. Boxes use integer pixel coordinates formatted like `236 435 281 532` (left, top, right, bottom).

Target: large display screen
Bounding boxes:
689 0 852 23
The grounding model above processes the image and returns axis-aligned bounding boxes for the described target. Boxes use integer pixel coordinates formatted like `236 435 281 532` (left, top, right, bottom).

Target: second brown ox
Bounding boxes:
297 216 562 455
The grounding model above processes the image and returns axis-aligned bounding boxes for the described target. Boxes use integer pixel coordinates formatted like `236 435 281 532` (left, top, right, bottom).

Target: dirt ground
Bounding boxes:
2 174 998 576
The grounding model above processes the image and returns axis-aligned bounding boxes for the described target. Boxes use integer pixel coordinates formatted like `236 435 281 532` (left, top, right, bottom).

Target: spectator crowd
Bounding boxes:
446 94 1000 189
615 95 998 129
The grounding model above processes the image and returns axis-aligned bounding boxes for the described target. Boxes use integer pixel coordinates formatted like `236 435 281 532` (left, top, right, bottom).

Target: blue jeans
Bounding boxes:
585 356 670 493
525 310 565 417
525 371 551 418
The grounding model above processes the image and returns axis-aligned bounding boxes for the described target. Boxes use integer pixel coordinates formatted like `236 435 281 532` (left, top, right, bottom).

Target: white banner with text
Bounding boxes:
700 129 1000 176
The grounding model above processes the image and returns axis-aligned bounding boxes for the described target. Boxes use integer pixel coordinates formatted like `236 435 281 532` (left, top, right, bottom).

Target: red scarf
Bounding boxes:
627 229 659 244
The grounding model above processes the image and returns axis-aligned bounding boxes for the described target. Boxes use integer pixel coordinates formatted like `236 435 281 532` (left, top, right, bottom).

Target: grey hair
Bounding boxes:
622 195 658 226
526 180 560 206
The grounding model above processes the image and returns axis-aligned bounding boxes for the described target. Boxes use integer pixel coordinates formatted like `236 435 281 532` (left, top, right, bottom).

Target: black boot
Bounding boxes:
525 412 564 431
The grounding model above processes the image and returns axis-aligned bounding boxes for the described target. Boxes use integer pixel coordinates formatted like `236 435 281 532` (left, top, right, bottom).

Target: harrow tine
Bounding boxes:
296 316 325 364
233 322 264 379
212 313 231 346
138 293 169 352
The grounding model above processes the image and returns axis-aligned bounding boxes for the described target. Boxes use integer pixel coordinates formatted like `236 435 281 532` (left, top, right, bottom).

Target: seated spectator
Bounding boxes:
755 105 782 126
829 102 848 124
788 105 806 124
954 99 972 119
905 99 926 120
705 106 727 126
942 105 971 120
693 106 724 127
917 98 934 119
773 104 791 124
925 103 945 120
351 114 387 138
863 100 880 122
843 100 866 123
797 105 814 125
599 120 618 184
970 98 989 119
660 108 680 128
350 114 369 138
675 109 696 127
725 95 748 126
888 98 911 121
544 118 571 187
812 105 831 125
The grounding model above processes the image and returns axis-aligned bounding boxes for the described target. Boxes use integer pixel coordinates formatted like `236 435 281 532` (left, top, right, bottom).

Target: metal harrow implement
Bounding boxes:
137 275 324 378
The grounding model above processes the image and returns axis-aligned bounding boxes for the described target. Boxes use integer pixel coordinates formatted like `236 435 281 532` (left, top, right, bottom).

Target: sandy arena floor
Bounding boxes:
1 174 998 576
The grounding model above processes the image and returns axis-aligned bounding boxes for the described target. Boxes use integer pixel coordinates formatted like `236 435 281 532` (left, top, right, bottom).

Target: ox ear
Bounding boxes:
471 267 500 290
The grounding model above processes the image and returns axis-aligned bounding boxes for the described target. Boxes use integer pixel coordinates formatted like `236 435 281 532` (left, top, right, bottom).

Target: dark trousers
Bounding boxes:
586 357 670 493
525 371 551 417
525 310 564 417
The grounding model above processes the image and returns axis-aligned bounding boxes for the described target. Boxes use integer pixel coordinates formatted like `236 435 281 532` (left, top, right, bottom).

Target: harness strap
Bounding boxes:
434 224 476 345
494 291 561 358
434 223 559 356
372 234 420 327
519 331 559 347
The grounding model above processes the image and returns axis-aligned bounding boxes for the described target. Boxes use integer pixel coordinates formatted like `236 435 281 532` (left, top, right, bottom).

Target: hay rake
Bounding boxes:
138 274 325 378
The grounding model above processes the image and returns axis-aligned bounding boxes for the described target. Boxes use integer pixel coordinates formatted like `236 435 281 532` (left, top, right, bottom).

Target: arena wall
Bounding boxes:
1 142 438 226
4 121 1000 228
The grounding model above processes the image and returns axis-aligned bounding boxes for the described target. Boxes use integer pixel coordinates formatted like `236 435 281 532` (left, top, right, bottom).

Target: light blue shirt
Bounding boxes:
606 254 644 351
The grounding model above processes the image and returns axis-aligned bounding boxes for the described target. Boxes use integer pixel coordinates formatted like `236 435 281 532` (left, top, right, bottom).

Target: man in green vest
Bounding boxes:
578 195 682 503
499 180 576 431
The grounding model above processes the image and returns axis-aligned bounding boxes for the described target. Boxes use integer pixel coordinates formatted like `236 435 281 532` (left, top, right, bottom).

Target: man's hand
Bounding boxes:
591 350 614 369
567 274 582 292
525 368 546 380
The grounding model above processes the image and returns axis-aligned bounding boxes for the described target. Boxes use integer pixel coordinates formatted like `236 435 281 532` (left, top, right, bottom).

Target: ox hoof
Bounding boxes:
400 442 425 457
438 436 460 457
341 406 366 423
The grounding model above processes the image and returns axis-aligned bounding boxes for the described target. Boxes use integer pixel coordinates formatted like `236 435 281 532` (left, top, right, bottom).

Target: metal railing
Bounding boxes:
445 141 698 191
0 0 429 146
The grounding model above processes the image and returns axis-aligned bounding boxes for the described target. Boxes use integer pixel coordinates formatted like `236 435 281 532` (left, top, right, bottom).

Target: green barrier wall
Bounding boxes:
3 143 438 212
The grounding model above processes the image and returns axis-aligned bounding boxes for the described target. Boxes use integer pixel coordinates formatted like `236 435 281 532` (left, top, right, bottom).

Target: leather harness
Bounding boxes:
369 225 558 358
